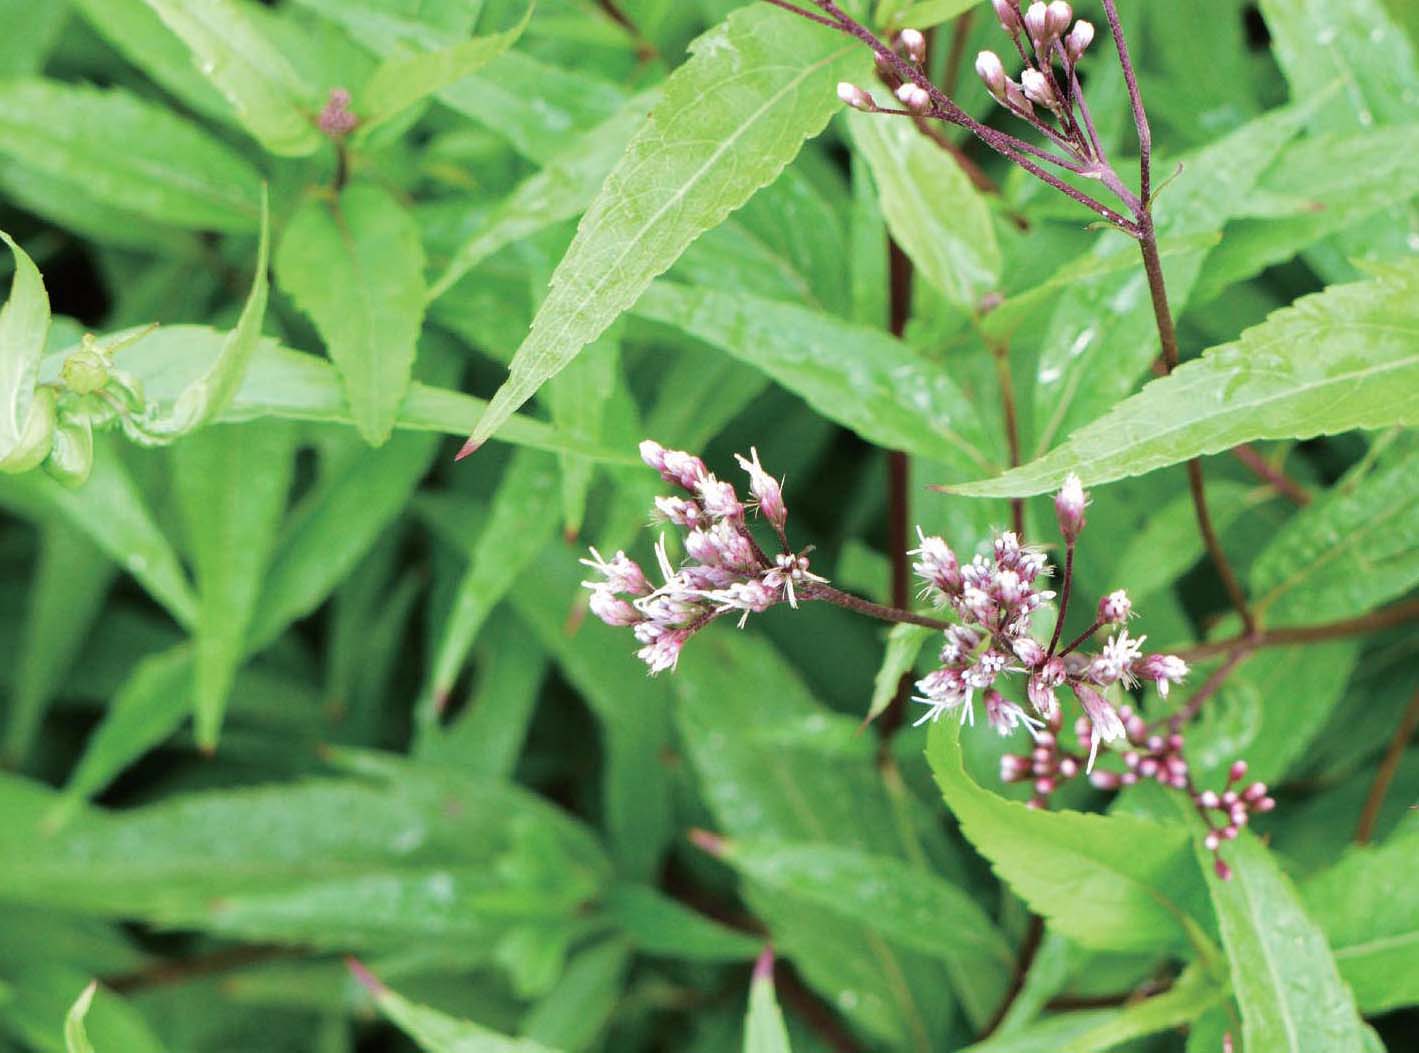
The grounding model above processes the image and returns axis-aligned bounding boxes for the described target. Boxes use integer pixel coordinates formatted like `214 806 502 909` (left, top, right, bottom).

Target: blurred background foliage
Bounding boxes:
0 0 1416 1050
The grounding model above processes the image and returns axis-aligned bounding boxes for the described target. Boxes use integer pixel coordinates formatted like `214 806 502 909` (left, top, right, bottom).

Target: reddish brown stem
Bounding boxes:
1232 443 1310 506
1176 599 1419 662
1046 544 1076 656
805 583 951 631
1354 686 1419 844
1166 644 1255 732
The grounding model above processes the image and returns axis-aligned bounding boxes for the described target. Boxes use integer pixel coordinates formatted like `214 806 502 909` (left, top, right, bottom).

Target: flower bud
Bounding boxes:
1054 473 1087 542
589 587 642 627
1020 68 1056 107
992 0 1023 32
900 28 926 64
975 50 1008 100
1011 635 1045 668
1229 759 1249 783
1003 79 1034 116
1065 19 1094 62
1023 1 1049 45
735 447 787 530
1098 589 1132 624
896 81 931 112
1045 1 1073 38
1214 858 1232 881
1089 768 1121 790
837 81 875 111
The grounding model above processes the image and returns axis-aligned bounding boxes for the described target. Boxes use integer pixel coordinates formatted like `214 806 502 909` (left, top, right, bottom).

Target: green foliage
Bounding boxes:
0 0 1416 1050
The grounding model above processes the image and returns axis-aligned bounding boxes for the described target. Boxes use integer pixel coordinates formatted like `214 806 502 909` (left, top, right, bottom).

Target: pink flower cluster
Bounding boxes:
911 475 1190 772
581 441 821 674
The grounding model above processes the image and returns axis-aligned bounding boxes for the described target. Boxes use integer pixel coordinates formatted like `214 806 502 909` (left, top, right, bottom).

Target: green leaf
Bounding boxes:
545 332 618 538
847 111 999 310
417 449 559 734
426 92 656 303
463 4 867 452
521 939 628 1051
1197 830 1368 1053
2 517 115 767
63 981 97 1053
633 282 995 474
358 1 534 132
1109 479 1256 601
0 444 198 628
355 967 562 1052
927 719 1207 952
277 183 427 446
950 261 1419 496
173 421 295 748
865 623 934 727
1303 816 1419 1014
1251 447 1419 624
0 228 51 475
0 79 262 232
743 951 792 1053
141 0 321 156
602 883 761 962
890 0 980 29
719 839 1013 1030
51 326 628 461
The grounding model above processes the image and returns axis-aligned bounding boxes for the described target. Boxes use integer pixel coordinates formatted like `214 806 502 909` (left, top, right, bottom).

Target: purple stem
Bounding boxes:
804 583 952 631
1045 542 1075 657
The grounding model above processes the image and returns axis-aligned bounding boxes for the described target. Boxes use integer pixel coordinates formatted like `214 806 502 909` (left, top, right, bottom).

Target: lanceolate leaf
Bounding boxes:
141 0 321 157
1302 816 1419 1014
950 261 1419 496
633 282 996 474
743 951 792 1053
0 229 51 473
358 0 534 132
0 80 262 231
277 183 427 446
848 111 999 310
63 981 97 1053
356 968 561 1053
927 719 1209 952
864 623 934 727
1197 830 1368 1053
461 4 868 453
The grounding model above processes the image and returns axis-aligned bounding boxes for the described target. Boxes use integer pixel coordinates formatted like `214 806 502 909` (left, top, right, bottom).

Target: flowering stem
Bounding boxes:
884 239 916 735
1232 443 1311 506
1045 542 1075 656
1354 685 1419 844
804 583 952 630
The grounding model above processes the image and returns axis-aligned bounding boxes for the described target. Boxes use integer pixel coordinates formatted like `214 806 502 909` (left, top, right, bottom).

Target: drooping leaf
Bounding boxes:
173 420 295 749
141 0 321 156
1303 816 1419 1014
358 0 534 132
1250 447 1419 624
0 229 52 473
1196 830 1368 1053
717 838 1013 1029
742 951 792 1053
277 183 427 446
950 261 1419 496
633 282 996 474
927 719 1209 953
0 80 262 232
864 623 934 727
848 111 999 310
462 4 868 452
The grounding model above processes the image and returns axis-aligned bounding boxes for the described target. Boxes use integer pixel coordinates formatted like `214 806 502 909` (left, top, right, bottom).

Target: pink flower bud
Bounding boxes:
639 439 667 472
837 82 875 111
1089 768 1121 790
589 587 642 627
1054 473 1087 542
1023 1 1049 45
1020 68 1055 107
975 50 1008 98
1034 776 1055 796
696 475 743 521
1045 1 1073 37
735 447 787 530
1199 790 1220 809
1229 760 1249 783
1214 858 1232 881
1244 781 1268 802
1073 682 1125 772
1098 589 1132 623
654 496 702 528
1204 831 1220 851
900 28 926 64
318 87 358 137
992 0 1023 32
896 81 931 112
1000 754 1029 782
1012 636 1045 668
1256 796 1276 812
1065 19 1094 62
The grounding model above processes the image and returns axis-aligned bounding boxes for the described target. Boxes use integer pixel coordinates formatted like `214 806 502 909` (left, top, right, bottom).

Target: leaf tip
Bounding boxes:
752 945 776 983
688 827 727 858
346 956 386 996
454 437 482 461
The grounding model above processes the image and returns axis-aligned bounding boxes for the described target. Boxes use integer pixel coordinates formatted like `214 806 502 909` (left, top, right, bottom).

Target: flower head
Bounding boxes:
1073 683 1125 772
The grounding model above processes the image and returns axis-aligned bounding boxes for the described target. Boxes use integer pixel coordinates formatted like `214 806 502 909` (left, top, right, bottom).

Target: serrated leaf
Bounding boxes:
743 952 792 1053
1251 447 1419 624
0 229 51 473
463 4 867 451
865 623 934 727
633 282 995 474
1196 830 1368 1053
0 79 262 231
720 839 1013 1029
174 421 293 749
141 0 321 157
361 973 561 1053
63 981 97 1053
359 1 534 132
848 111 999 310
927 719 1207 952
1303 817 1419 1013
950 261 1419 496
277 183 426 446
